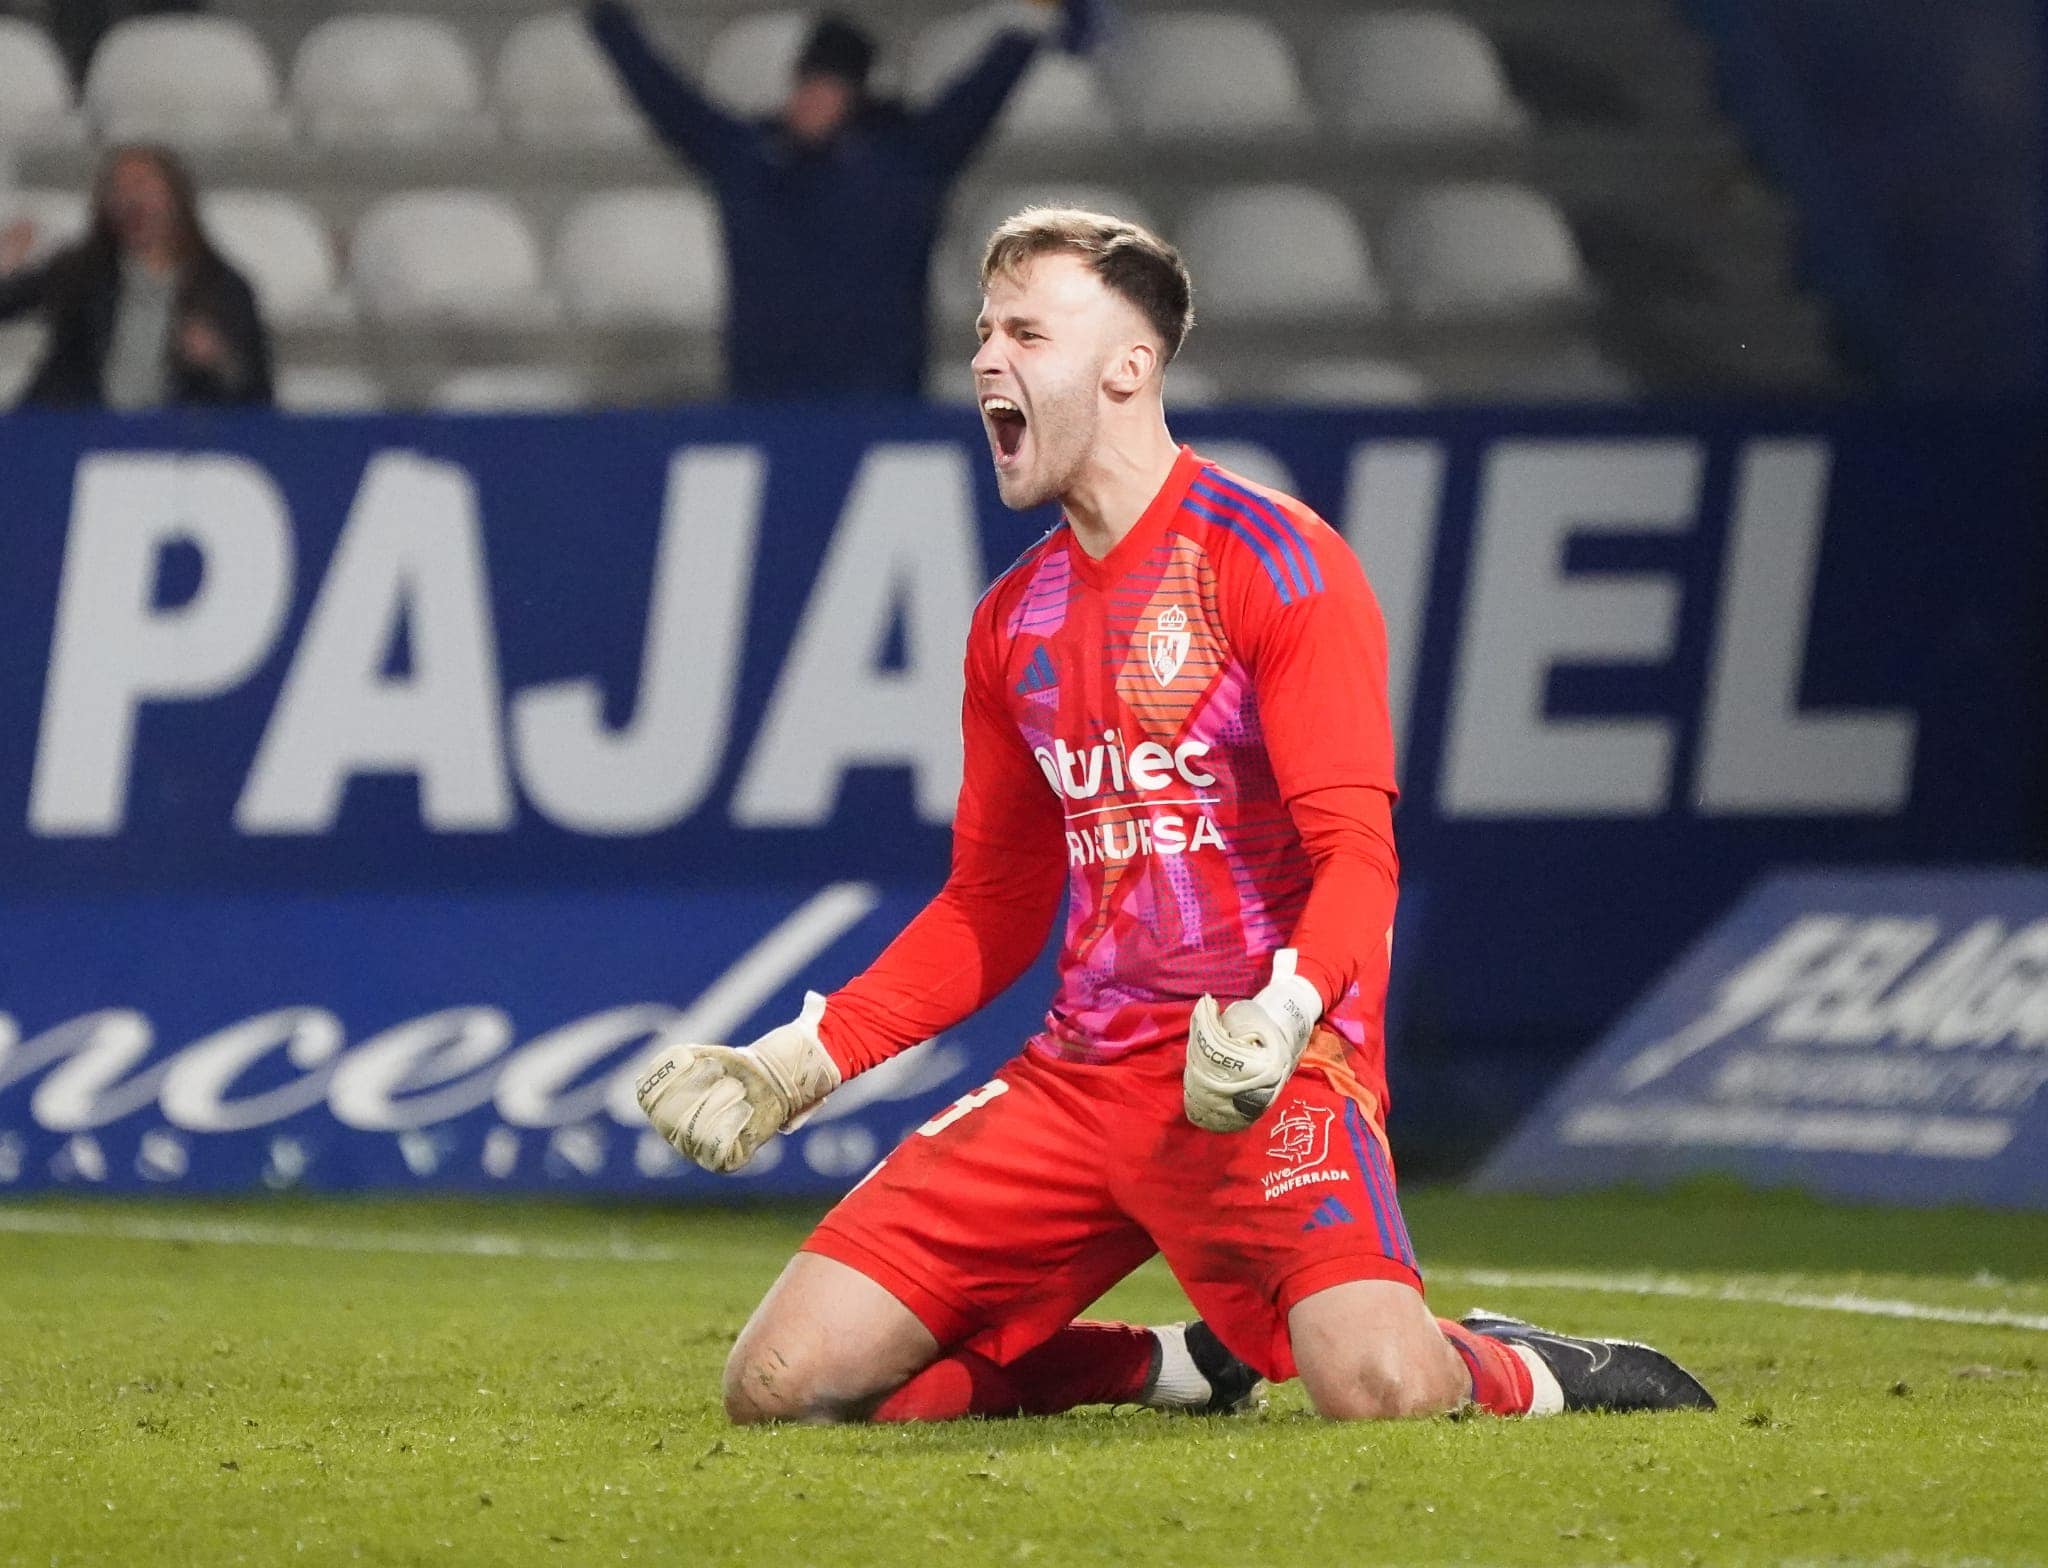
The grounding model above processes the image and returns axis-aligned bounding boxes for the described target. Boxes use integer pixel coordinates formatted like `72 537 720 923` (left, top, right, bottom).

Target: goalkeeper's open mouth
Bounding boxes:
981 393 1028 469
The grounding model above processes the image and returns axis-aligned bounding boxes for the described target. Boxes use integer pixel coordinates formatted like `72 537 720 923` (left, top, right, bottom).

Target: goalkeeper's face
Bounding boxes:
973 253 1142 511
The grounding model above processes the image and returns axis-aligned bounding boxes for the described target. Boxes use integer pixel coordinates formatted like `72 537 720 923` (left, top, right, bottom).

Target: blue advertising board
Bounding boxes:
1476 870 2048 1209
0 884 1053 1196
0 403 2040 1190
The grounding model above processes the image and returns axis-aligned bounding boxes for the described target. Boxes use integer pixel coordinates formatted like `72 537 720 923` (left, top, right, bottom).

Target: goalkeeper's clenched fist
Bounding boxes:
635 994 841 1173
1183 950 1324 1133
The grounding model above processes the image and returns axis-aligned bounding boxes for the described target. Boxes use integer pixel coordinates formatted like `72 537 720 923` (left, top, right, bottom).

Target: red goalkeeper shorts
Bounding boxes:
802 1031 1421 1383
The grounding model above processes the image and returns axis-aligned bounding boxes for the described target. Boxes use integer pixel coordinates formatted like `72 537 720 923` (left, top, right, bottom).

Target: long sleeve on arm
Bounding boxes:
179 270 274 406
0 260 53 323
1234 509 1402 1011
910 19 1045 177
1284 785 1399 1011
820 618 1068 1078
585 1 753 183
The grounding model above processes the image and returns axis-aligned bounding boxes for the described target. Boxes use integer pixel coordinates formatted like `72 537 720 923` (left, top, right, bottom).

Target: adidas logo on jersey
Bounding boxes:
1032 732 1216 803
1015 645 1057 696
1300 1196 1356 1232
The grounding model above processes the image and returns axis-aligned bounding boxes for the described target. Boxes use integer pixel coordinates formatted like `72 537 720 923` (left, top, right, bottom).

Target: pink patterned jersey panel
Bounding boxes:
983 457 1384 1073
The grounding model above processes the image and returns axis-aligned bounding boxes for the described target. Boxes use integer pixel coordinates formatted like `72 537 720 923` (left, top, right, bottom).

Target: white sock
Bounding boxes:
1511 1344 1566 1416
1140 1326 1213 1409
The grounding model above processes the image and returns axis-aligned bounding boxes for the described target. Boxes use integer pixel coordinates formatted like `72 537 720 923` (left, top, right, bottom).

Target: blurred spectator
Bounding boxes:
0 144 273 408
587 0 1102 399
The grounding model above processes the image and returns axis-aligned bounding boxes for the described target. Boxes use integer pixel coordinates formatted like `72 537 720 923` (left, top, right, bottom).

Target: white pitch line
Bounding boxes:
1 1210 2045 1335
0 1209 696 1265
1432 1266 2048 1334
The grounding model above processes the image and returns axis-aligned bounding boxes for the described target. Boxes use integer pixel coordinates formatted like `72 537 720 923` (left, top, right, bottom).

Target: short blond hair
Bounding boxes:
980 206 1195 361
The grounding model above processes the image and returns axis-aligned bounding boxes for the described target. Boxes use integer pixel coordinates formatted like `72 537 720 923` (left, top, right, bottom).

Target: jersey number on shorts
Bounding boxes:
916 1079 1010 1138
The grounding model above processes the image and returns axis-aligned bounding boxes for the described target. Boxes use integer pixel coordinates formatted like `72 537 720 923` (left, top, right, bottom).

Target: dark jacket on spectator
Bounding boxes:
589 2 1042 400
0 243 274 408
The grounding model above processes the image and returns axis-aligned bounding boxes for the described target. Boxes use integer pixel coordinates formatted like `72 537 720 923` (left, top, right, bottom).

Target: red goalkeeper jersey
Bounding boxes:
820 446 1401 1112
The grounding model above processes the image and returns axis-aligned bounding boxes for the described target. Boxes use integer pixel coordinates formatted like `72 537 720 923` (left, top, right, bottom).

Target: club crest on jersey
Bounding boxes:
1147 605 1191 687
1261 1103 1350 1201
1267 1103 1333 1173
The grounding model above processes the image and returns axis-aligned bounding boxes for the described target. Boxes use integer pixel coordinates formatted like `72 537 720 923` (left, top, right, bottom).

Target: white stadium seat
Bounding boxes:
1275 359 1432 406
1382 183 1589 316
0 189 89 267
923 355 976 405
908 13 1112 145
433 365 591 411
1178 185 1381 321
350 192 553 325
554 188 725 329
1164 363 1224 408
0 19 84 147
1318 13 1526 142
497 11 647 149
84 16 288 146
1111 14 1311 141
292 15 491 149
702 12 809 116
1492 343 1635 402
277 365 387 413
201 192 352 329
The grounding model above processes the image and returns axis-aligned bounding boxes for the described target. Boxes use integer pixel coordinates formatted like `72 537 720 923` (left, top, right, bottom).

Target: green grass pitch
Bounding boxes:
2 1186 2044 1567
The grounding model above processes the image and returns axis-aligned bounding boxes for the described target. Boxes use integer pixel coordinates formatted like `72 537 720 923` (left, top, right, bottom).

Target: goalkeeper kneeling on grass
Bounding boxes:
636 206 1716 1426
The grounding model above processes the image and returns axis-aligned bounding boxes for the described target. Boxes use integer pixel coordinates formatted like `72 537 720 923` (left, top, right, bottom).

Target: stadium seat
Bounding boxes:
907 13 1112 145
1382 183 1590 316
554 188 725 329
276 365 387 413
291 15 491 149
1164 363 1224 407
201 192 352 329
432 365 591 411
1317 13 1526 142
496 11 647 149
923 355 976 405
1178 185 1381 321
83 15 289 146
1493 343 1635 402
0 189 89 267
1275 359 1432 406
702 12 810 116
0 19 84 147
349 192 554 325
1111 14 1311 141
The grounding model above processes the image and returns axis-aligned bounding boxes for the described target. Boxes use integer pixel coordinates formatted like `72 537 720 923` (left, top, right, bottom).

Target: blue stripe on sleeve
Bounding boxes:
1189 480 1311 599
1200 472 1326 594
1181 497 1296 604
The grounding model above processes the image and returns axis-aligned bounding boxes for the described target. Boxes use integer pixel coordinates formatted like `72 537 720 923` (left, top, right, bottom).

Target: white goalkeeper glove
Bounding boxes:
634 993 842 1174
1183 951 1323 1133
